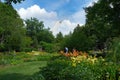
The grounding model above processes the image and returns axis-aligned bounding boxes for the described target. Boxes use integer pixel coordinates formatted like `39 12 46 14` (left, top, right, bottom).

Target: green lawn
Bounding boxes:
0 61 47 80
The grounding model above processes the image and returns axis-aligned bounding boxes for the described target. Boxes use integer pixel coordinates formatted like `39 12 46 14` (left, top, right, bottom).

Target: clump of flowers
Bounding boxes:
60 49 88 57
60 49 106 67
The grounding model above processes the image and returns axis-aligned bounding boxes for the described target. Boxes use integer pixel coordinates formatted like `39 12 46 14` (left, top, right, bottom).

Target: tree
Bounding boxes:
63 24 94 51
25 18 44 48
74 25 94 51
38 28 54 43
85 0 120 50
55 32 63 43
25 18 55 49
0 3 30 51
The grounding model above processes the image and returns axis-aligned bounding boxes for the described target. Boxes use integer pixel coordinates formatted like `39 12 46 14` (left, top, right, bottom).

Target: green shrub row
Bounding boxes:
33 56 118 80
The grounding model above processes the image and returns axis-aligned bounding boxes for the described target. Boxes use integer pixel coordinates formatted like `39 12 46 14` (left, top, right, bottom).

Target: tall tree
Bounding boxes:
55 32 63 43
0 3 29 51
38 28 54 43
25 18 44 48
63 24 94 51
85 0 120 50
25 18 54 49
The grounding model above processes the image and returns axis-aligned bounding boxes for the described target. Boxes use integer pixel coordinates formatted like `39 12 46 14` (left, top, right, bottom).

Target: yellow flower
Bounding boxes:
101 58 105 61
72 63 76 67
78 61 81 63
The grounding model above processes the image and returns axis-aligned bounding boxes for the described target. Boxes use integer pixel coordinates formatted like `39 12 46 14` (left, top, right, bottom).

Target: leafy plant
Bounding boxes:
34 55 118 80
106 37 120 63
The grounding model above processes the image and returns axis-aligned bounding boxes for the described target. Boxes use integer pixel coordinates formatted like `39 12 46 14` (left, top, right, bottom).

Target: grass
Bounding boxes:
0 61 47 80
0 51 60 80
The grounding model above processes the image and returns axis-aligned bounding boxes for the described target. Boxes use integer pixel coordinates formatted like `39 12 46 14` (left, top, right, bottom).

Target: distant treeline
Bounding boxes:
0 0 120 52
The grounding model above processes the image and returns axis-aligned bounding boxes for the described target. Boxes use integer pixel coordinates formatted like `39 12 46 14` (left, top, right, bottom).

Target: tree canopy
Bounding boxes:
85 0 120 50
25 18 54 49
0 3 29 51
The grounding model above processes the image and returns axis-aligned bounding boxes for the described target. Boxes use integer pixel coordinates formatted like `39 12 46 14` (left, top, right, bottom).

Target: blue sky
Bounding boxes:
12 0 98 36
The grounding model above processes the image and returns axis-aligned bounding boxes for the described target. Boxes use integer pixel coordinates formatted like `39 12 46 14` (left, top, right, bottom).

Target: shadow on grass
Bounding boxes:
0 73 31 80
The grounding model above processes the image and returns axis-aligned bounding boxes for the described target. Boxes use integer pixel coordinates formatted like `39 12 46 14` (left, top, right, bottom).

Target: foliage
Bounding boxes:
25 18 44 48
25 18 55 50
60 60 117 80
58 0 120 52
0 51 58 65
0 3 30 51
63 25 95 51
106 37 120 63
34 54 118 80
55 32 63 43
85 0 120 50
40 41 55 53
39 59 70 80
38 28 54 43
0 52 29 65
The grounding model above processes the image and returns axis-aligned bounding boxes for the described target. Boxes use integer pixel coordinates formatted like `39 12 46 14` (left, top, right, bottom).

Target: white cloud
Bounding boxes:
86 0 98 7
13 0 101 37
17 0 99 36
68 0 99 26
17 4 79 36
17 5 57 21
71 10 86 25
51 20 77 36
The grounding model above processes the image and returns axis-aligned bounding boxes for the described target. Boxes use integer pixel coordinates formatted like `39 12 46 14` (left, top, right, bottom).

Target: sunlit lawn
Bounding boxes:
0 61 47 80
0 51 60 80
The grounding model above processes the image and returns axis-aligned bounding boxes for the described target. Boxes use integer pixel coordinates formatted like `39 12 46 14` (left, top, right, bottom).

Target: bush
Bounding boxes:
106 37 120 63
0 52 30 65
34 56 118 80
39 58 70 80
40 41 57 53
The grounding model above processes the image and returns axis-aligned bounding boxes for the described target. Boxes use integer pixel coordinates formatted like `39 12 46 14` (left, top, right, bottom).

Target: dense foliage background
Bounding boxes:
0 0 120 53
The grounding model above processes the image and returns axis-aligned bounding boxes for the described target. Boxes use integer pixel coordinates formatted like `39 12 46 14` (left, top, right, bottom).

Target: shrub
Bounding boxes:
34 55 118 80
106 37 120 63
40 41 57 53
0 52 30 65
39 58 70 80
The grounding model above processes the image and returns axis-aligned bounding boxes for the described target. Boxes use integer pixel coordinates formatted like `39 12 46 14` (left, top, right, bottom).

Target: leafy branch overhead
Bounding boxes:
4 0 25 5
